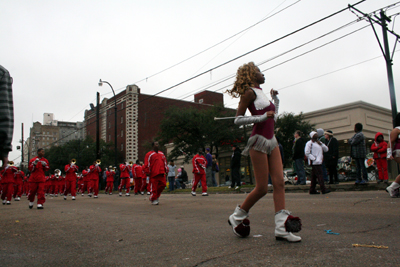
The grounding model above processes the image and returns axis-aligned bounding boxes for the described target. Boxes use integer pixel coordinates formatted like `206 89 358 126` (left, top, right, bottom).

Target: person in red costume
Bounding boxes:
81 167 90 196
143 141 168 205
88 161 101 198
13 168 24 201
105 166 115 195
133 160 145 195
191 149 208 196
77 172 84 194
28 148 50 209
371 132 389 184
119 161 131 197
23 174 29 196
1 161 18 205
64 160 79 200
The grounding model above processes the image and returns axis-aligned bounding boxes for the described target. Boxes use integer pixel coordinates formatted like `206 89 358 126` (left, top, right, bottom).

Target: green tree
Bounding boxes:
156 105 243 162
275 112 315 167
44 136 119 174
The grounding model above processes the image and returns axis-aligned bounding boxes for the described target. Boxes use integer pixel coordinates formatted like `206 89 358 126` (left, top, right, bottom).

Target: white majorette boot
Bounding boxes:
275 210 302 242
228 205 250 238
386 182 400 198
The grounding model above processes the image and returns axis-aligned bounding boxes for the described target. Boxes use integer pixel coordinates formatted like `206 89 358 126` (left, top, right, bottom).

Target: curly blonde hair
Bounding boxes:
227 62 258 98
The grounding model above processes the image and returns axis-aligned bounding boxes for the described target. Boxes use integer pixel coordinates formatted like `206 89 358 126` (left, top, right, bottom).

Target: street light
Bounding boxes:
98 79 118 171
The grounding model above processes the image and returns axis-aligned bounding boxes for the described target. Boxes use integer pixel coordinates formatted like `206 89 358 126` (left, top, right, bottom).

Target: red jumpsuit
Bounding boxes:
133 164 144 194
1 165 18 203
77 174 84 193
192 154 207 193
81 170 90 195
13 170 25 199
23 175 29 195
105 171 115 194
64 164 79 197
371 132 388 182
28 156 50 205
89 164 101 196
119 164 131 194
144 150 168 202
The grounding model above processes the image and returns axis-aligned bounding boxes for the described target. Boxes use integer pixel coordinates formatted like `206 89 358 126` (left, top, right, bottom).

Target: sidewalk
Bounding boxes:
163 181 390 194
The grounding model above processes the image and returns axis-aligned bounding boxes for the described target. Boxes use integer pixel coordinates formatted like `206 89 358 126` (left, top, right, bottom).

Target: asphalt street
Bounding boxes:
0 190 398 267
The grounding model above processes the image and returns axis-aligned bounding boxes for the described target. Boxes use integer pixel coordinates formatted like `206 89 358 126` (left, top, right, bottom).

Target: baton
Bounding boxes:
214 115 264 121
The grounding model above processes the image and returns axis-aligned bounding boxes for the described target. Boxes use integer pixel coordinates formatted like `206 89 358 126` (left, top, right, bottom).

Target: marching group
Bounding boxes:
0 141 220 208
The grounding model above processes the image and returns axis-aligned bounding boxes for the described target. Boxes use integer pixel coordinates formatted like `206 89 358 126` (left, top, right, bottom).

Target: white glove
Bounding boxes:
234 113 268 125
41 161 47 167
387 148 392 156
33 158 40 165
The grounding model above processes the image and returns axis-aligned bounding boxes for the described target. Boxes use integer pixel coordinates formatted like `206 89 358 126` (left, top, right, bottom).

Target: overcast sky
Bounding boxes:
2 0 400 163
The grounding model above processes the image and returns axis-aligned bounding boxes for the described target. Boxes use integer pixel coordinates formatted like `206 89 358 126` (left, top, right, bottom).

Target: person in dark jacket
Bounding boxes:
324 130 339 184
230 144 241 189
349 123 368 185
292 130 306 185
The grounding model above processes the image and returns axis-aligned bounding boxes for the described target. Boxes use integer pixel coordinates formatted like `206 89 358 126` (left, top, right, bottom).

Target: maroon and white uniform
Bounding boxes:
28 156 50 205
144 150 168 202
64 164 79 198
192 154 207 193
119 163 131 194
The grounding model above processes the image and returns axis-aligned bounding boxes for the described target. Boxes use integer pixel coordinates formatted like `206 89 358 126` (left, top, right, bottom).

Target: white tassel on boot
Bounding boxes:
386 182 400 198
275 210 302 243
228 205 250 238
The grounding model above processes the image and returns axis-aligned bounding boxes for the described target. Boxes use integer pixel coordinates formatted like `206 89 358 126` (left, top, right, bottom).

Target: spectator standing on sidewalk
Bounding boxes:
324 130 339 184
317 128 329 182
167 161 177 191
205 148 213 187
230 144 241 189
349 123 368 185
371 132 388 184
292 130 306 185
305 131 330 195
211 155 219 187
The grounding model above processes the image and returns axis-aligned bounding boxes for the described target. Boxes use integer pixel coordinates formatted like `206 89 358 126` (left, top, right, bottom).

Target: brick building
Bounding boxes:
84 85 227 163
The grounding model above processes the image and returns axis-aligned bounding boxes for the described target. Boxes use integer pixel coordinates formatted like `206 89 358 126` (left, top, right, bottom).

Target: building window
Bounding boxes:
199 99 204 104
121 103 124 109
121 143 124 151
121 130 124 137
47 132 49 135
109 122 111 129
121 116 123 124
109 135 111 141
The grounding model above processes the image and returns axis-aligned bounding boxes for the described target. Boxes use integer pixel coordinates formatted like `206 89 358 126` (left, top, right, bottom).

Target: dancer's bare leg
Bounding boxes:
268 147 285 212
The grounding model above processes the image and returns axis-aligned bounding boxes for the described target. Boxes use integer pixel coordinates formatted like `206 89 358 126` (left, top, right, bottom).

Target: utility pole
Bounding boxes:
349 6 400 127
21 123 24 171
96 92 100 160
380 10 398 127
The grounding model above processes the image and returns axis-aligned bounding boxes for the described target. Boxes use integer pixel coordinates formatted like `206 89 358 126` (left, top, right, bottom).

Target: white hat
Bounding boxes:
309 131 317 138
